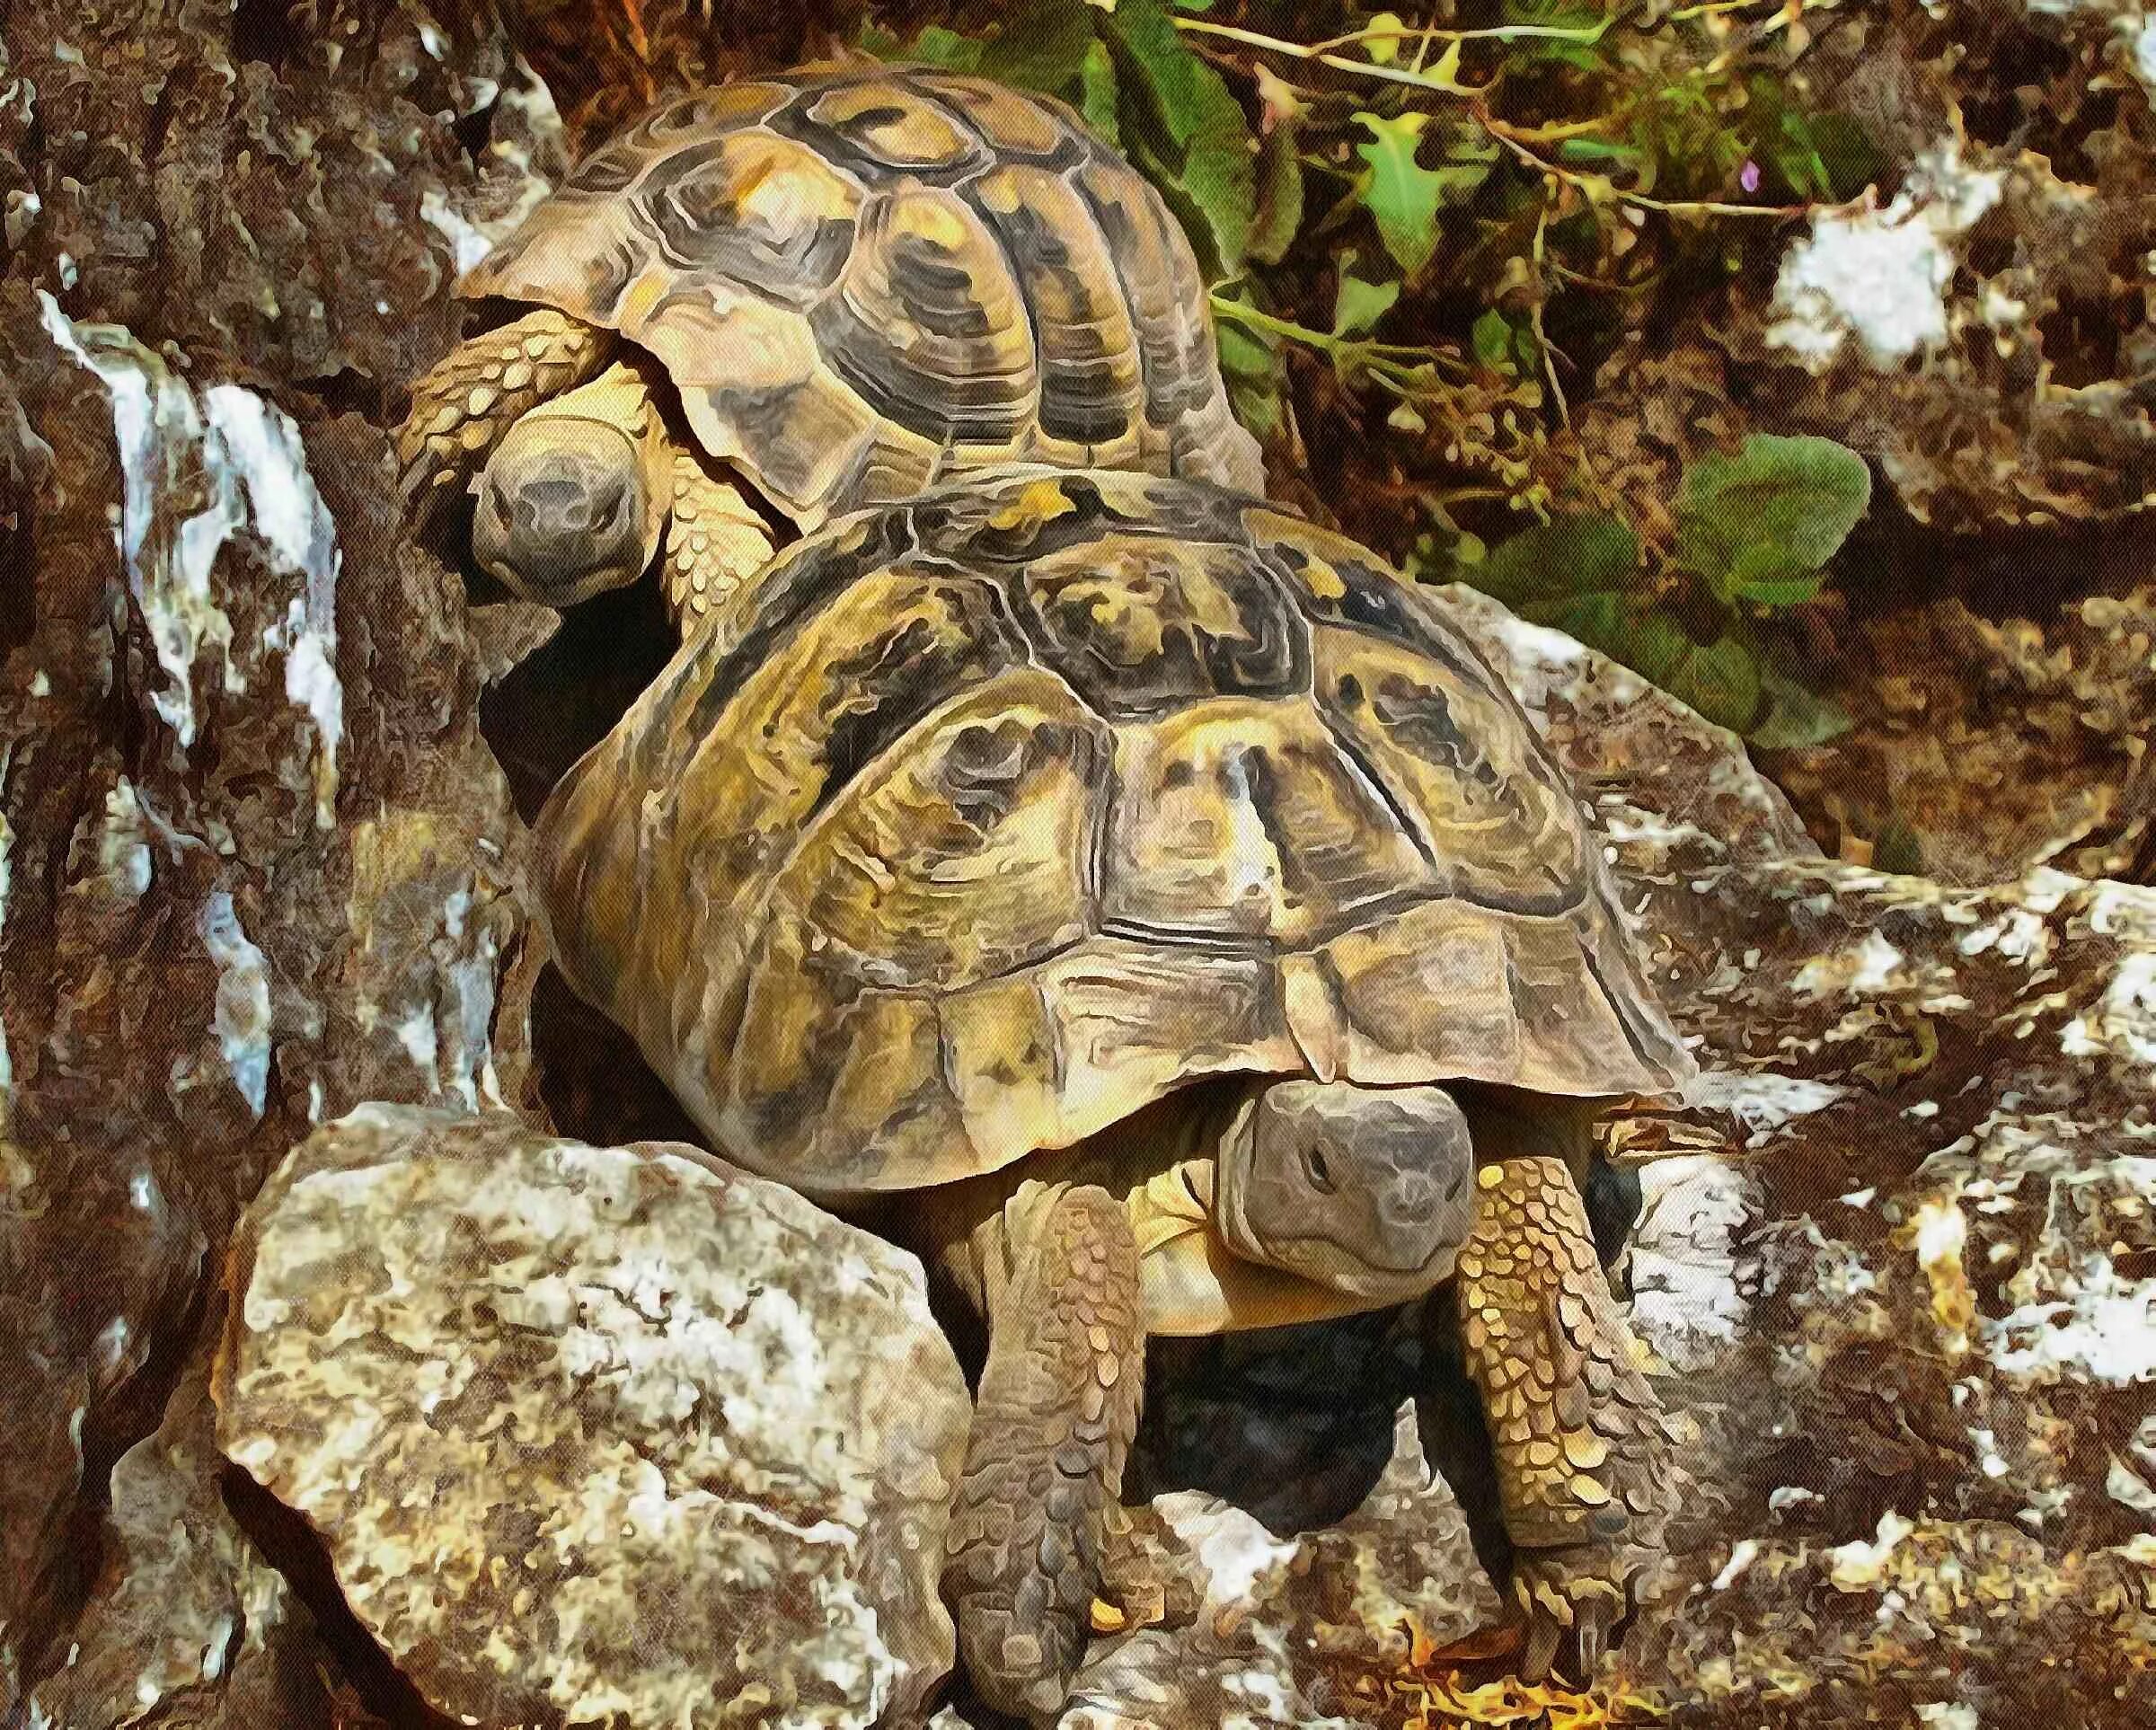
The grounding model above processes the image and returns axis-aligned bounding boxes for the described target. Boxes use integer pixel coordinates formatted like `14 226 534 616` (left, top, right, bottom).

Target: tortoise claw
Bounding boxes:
1512 1551 1626 1686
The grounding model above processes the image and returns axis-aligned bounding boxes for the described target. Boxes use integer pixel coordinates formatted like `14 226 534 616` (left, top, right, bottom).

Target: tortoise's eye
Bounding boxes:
1303 1145 1335 1194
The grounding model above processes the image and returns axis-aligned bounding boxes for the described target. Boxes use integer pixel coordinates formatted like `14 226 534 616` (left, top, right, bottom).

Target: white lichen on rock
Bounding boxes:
36 296 344 823
197 893 271 1117
214 1107 970 1729
1766 139 2005 372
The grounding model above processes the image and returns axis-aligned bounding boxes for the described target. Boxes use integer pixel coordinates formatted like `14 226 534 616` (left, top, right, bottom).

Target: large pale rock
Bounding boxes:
214 1105 971 1729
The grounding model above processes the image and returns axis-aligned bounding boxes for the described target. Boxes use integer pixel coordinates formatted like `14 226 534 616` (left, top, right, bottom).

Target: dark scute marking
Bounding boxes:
1044 537 1305 719
803 580 1034 828
1233 740 1414 926
806 199 1033 446
1274 543 1498 691
676 507 920 746
964 172 1134 447
1367 675 1504 790
633 141 855 305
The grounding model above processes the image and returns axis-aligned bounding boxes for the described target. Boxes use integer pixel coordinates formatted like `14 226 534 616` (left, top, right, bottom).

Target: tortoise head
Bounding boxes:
473 413 665 608
1214 1080 1478 1304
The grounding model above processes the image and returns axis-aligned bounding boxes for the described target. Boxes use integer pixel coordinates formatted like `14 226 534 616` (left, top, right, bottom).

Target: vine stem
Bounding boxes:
1177 14 1807 220
1480 116 1807 217
1175 16 1613 56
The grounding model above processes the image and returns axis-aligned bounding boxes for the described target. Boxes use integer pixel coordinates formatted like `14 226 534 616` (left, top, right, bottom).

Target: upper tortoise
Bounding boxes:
535 469 1692 1720
397 63 1261 630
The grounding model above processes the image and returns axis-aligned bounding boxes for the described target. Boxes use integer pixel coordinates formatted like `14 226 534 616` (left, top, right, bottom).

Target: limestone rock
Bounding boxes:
1059 1405 1493 1730
0 1 560 1702
214 1105 972 1729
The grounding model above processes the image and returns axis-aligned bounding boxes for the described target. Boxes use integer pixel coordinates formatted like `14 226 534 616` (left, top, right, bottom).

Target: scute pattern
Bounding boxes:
459 65 1263 525
536 472 1693 1196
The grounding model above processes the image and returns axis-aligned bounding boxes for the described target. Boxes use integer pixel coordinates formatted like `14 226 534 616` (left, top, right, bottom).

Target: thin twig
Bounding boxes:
1177 15 1614 55
1529 202 1569 427
1480 116 1803 216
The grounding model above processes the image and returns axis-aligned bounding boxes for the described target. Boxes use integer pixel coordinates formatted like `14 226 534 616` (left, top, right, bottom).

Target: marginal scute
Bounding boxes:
536 469 1695 1196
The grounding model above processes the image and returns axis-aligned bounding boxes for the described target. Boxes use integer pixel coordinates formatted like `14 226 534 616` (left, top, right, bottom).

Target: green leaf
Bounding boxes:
1215 311 1287 440
1364 11 1407 64
1746 663 1853 748
1353 110 1492 279
1080 39 1121 149
1111 0 1257 276
1622 616 1763 734
1556 136 1643 167
1215 321 1274 379
1109 0 1202 146
1333 254 1401 338
860 22 984 69
1471 514 1640 617
909 25 985 71
1248 119 1304 264
1472 309 1515 372
977 0 1098 94
1674 435 1872 607
1472 518 1763 730
1721 555 1828 607
1354 111 1445 278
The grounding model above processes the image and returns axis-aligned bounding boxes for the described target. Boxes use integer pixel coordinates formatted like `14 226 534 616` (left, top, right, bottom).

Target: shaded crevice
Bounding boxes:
527 961 702 1152
217 1462 460 1730
478 578 676 825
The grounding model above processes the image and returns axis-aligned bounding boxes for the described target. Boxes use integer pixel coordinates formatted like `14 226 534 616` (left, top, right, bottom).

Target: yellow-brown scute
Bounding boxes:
535 472 1695 1198
455 64 1262 530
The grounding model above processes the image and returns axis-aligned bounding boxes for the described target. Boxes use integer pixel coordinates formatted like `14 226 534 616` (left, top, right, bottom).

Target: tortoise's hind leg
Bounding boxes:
944 1180 1144 1726
1452 1156 1673 1684
397 308 616 508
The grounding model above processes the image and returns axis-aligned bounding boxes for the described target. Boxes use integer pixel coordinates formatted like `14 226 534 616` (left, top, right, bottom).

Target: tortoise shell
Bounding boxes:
459 65 1263 528
536 470 1695 1197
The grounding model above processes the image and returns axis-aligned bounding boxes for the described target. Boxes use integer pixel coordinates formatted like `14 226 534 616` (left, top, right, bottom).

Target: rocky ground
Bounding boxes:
4 3 2155 1728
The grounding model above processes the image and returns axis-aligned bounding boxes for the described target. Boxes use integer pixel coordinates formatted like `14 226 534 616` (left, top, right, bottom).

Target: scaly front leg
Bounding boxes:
398 308 616 507
661 453 776 640
942 1179 1145 1726
1451 1156 1673 1683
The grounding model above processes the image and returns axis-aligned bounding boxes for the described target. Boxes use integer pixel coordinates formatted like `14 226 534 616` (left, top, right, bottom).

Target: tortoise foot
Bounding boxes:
1454 1155 1674 1684
943 1182 1145 1725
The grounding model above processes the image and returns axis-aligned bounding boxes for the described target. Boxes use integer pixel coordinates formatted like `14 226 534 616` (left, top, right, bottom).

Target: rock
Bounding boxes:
23 1351 388 1730
214 1105 971 1729
1052 1405 1495 1730
1444 585 2156 1726
0 1 561 1701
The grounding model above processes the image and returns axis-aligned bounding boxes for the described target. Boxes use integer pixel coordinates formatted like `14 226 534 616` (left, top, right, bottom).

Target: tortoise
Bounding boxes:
396 62 1262 631
533 468 1692 1721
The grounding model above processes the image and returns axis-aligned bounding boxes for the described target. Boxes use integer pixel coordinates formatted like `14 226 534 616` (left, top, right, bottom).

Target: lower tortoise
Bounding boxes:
534 468 1692 1720
398 63 1259 634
